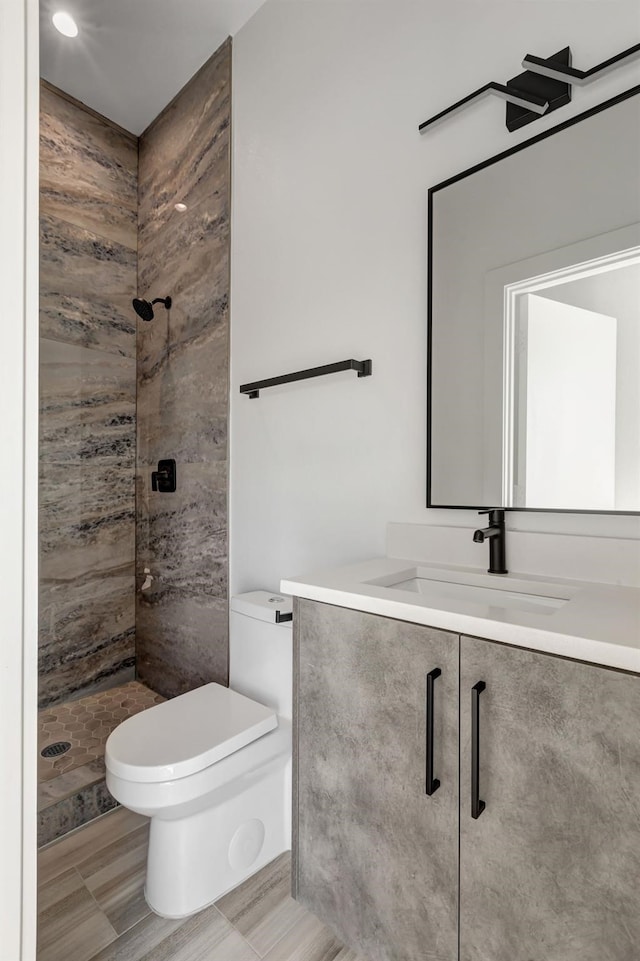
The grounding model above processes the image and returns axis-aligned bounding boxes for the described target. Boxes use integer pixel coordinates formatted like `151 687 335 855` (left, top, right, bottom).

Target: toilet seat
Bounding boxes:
105 682 277 783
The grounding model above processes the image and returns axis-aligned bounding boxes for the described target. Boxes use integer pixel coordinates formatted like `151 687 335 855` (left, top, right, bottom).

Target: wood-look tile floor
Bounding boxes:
37 807 368 961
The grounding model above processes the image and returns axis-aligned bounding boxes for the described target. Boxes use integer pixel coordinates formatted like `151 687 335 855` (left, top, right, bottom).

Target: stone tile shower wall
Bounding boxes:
136 41 231 697
39 84 138 707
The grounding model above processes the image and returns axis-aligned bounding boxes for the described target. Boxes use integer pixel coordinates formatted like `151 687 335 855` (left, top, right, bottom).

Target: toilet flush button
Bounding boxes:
228 819 265 871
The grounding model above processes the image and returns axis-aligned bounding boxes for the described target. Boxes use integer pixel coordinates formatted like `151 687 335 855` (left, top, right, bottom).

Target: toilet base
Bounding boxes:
144 756 291 918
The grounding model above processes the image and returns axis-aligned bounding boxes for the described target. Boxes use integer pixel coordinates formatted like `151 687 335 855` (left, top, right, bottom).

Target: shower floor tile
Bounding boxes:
38 681 164 810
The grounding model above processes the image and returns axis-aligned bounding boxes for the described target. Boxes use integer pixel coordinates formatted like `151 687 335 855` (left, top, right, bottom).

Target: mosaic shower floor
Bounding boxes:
38 681 164 845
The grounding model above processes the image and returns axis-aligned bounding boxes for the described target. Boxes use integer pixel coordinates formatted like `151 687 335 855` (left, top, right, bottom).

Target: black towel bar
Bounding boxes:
240 359 372 398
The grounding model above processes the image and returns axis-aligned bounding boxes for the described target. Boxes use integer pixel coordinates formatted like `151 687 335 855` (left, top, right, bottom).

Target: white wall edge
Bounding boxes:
0 0 39 956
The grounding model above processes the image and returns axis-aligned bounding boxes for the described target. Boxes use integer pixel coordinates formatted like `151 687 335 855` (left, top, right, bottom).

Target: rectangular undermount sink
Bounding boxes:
366 567 571 616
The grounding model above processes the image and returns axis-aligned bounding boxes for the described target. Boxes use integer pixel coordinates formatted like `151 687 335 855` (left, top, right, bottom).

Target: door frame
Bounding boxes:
500 236 640 505
0 0 39 956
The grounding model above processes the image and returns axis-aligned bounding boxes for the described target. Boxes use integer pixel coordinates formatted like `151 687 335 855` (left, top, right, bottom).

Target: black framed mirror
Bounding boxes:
428 85 640 514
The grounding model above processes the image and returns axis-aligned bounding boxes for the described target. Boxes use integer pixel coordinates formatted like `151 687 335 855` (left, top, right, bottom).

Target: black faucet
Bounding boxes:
473 509 508 575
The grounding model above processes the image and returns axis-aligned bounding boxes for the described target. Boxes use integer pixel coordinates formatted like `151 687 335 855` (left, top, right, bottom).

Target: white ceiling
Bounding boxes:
39 0 268 134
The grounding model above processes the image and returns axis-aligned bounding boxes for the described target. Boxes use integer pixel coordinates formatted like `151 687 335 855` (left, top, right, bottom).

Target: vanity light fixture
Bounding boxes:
420 41 639 135
522 42 640 86
419 47 572 135
52 11 78 37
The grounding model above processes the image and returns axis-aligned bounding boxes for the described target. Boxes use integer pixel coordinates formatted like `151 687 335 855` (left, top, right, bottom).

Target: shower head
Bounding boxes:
132 296 172 321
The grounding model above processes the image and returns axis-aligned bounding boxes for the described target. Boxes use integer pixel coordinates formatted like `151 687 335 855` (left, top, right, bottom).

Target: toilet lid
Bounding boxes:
105 682 277 783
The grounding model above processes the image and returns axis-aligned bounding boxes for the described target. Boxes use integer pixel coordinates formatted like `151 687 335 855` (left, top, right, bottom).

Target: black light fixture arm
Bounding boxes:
523 42 640 86
419 81 548 134
240 358 372 399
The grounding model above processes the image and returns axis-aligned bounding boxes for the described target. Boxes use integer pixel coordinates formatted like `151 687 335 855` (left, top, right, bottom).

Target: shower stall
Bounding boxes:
38 41 232 846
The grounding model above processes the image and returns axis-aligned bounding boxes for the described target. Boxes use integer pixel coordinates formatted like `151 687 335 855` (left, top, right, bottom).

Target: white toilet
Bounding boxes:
105 591 293 919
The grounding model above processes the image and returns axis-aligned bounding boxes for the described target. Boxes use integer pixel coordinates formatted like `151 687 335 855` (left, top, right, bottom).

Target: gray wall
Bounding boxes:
39 83 138 707
135 41 231 697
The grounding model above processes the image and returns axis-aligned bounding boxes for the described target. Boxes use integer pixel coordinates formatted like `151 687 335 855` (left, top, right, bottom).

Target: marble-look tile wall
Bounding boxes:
39 83 138 707
136 41 231 697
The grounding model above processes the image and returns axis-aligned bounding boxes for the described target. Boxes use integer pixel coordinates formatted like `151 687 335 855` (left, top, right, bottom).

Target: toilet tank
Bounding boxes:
229 591 293 720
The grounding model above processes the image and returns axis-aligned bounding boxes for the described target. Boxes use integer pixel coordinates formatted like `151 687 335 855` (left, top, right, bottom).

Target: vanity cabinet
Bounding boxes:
294 599 640 961
294 598 459 961
459 635 640 961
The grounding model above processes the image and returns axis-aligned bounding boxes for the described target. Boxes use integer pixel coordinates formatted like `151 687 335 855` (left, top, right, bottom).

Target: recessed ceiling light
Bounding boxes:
174 203 188 212
52 11 78 38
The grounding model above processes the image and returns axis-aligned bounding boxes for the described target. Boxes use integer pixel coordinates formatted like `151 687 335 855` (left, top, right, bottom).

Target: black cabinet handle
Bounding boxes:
425 668 442 796
471 681 486 819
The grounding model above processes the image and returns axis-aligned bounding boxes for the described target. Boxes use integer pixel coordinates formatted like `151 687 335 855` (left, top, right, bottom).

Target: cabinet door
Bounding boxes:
460 635 640 961
295 599 459 961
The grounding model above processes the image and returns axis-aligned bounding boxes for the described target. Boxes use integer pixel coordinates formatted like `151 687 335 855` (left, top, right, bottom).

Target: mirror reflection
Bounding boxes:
428 90 640 513
508 250 639 510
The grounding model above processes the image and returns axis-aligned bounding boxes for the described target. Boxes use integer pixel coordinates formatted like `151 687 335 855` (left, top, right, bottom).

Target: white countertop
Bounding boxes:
281 557 640 674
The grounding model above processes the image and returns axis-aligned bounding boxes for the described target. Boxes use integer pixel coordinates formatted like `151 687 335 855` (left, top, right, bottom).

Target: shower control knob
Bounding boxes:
151 459 177 493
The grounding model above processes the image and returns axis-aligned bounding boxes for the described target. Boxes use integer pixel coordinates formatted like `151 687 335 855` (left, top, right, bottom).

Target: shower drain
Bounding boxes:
41 741 72 759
